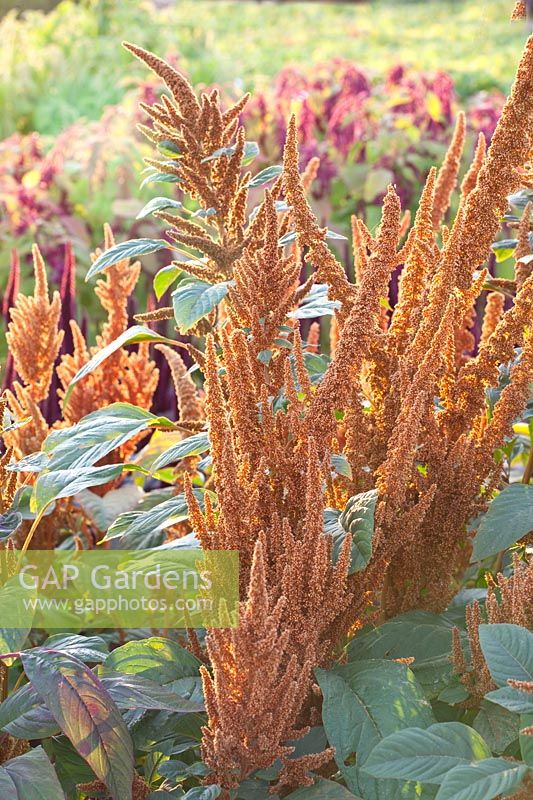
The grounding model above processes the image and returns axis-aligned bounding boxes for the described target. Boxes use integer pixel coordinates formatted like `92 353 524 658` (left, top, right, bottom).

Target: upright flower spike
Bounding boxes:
457 35 533 281
154 345 203 422
432 111 466 229
480 291 505 345
125 43 255 279
6 244 63 404
305 184 401 450
283 115 355 308
459 132 486 203
515 201 532 289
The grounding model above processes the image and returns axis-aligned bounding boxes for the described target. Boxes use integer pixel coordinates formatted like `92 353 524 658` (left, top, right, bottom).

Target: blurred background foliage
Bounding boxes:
0 0 525 136
0 0 529 353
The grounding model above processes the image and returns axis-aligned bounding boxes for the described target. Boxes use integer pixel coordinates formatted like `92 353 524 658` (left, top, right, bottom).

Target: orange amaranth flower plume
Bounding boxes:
6 244 63 403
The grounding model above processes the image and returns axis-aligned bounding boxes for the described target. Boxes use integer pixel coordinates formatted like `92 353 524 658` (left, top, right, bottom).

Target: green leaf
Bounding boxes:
330 490 378 573
362 722 491 784
434 758 529 800
316 659 434 797
101 490 204 547
157 139 181 157
137 197 183 220
473 700 520 754
41 633 108 663
140 171 181 189
288 283 341 320
0 628 29 667
521 712 533 765
331 453 352 479
154 264 182 299
486 685 533 715
152 432 210 472
346 610 464 696
46 737 96 798
172 277 231 333
86 238 171 280
0 510 23 540
246 165 283 188
491 238 517 263
479 624 533 687
285 780 363 799
471 484 533 562
182 786 221 799
1 684 59 740
21 649 134 800
31 464 123 514
43 403 170 472
201 141 259 164
63 326 176 405
0 747 65 799
101 672 204 713
102 637 201 684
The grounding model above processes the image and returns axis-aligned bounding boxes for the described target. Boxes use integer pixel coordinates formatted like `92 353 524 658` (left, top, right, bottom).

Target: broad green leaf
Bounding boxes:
0 510 23 540
43 403 170 472
336 490 378 572
288 283 341 320
362 722 491 784
46 737 96 798
21 649 134 800
434 758 529 800
76 483 143 532
317 659 434 797
201 141 259 164
140 171 181 189
63 326 176 405
154 264 181 299
0 746 65 799
0 683 51 732
137 197 183 219
102 637 201 684
182 786 221 799
0 627 29 666
285 781 363 799
86 238 171 280
491 238 517 262
101 672 203 713
172 277 231 333
479 624 533 687
509 189 533 208
101 490 204 547
152 432 210 472
471 484 533 562
41 634 108 663
246 165 283 188
331 453 353 479
1 685 59 740
473 700 520 754
31 464 123 514
491 233 533 263
157 139 181 157
347 610 465 696
520 712 533 766
486 685 533 715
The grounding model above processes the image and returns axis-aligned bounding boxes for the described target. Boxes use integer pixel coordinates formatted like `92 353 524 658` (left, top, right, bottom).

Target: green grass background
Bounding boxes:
0 0 528 137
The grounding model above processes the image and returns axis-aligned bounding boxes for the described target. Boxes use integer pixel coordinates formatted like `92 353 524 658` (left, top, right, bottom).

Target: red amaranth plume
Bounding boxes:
2 251 21 393
59 241 78 356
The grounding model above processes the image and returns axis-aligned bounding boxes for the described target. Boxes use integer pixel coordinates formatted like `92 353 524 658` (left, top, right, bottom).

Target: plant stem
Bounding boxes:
522 443 533 485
